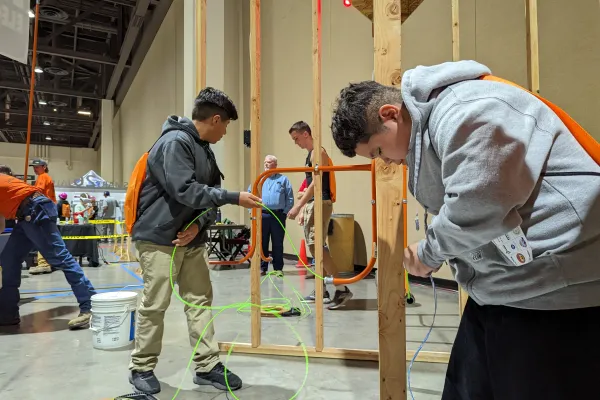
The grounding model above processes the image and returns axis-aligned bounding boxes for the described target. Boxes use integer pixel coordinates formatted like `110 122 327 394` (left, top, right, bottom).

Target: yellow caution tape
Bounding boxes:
62 234 128 240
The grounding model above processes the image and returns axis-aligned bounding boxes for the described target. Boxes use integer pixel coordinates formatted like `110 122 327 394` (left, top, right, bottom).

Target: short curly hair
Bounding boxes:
330 81 402 157
0 164 13 176
192 87 239 121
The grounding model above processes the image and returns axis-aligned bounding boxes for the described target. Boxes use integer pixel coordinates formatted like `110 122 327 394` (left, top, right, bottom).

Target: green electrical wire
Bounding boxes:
167 202 317 400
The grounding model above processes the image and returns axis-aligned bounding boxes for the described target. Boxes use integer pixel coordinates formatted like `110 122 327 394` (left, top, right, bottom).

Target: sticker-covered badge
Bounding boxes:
492 226 533 266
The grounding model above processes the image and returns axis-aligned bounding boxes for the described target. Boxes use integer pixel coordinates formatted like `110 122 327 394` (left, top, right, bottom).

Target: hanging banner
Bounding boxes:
0 0 30 64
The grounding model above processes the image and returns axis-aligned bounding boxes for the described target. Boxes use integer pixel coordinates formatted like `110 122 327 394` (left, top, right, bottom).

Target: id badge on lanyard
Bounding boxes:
492 226 533 266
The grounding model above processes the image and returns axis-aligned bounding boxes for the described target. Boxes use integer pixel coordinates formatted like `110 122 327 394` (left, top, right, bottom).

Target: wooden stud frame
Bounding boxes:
189 0 541 399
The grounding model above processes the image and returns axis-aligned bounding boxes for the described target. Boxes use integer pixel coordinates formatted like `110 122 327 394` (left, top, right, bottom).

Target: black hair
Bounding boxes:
0 165 13 176
330 81 402 157
288 121 312 136
192 87 238 122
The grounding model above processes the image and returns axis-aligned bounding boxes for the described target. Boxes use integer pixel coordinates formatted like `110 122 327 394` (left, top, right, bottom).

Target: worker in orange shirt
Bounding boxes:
0 165 96 328
30 159 56 202
29 159 56 275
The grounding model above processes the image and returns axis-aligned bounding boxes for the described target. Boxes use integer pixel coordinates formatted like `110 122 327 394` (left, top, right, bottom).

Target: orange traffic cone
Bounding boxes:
296 239 308 268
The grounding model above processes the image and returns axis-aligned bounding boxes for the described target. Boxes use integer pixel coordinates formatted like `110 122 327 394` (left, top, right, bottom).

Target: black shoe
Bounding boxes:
129 370 161 394
193 362 243 391
0 314 20 326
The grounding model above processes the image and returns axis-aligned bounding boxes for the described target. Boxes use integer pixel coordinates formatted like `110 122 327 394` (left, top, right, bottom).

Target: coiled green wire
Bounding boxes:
168 202 318 400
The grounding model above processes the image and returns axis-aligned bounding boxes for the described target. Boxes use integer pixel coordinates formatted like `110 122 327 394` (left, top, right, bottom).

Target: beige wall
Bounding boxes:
118 0 185 184
258 0 374 264
0 143 98 185
538 0 600 141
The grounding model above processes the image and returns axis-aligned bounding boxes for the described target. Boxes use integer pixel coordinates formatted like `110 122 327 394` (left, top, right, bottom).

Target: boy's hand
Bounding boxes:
287 205 301 220
239 192 262 208
403 242 441 277
173 223 199 247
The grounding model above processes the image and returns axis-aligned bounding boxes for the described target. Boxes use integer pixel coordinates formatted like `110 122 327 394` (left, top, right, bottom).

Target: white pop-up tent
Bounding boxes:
71 170 108 188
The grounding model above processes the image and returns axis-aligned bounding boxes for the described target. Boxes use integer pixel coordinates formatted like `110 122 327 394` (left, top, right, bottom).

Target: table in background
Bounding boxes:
57 224 100 267
206 224 249 262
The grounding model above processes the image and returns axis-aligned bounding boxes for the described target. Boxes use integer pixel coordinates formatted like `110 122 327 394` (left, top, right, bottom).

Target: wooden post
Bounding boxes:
312 0 325 353
525 0 540 93
249 0 263 348
373 0 406 398
451 0 470 316
195 0 207 91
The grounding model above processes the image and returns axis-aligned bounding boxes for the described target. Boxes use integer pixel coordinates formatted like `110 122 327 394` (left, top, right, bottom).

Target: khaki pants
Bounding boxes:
303 200 333 246
130 241 219 373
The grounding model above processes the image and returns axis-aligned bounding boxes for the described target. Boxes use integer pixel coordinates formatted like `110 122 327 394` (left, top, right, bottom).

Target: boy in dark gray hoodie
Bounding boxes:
330 60 600 399
129 88 261 395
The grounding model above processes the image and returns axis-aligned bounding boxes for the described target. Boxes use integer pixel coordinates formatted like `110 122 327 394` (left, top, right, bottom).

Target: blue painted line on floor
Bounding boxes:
21 283 137 294
120 263 144 283
31 286 143 300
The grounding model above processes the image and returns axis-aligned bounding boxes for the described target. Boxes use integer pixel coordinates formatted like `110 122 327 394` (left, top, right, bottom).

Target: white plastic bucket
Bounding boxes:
90 291 138 350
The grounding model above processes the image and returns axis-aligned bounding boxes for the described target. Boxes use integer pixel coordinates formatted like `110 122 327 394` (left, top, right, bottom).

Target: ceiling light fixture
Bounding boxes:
45 136 52 141
34 66 43 73
53 108 57 112
43 121 51 126
39 99 47 105
28 10 35 18
77 110 92 116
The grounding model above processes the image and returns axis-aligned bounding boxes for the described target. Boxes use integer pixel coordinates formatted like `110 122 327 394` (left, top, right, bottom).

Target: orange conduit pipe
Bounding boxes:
253 164 376 272
210 163 376 267
252 165 374 263
23 1 41 182
326 161 377 286
250 163 378 284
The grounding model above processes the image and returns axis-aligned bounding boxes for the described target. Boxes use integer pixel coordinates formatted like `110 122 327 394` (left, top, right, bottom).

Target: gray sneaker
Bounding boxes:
327 287 353 310
302 289 331 304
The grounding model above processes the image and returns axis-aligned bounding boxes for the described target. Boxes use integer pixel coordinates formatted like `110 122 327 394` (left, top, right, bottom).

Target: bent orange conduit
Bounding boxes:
209 163 377 266
243 163 378 286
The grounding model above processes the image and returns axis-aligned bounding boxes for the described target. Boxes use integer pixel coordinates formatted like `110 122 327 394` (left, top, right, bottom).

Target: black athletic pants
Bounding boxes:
442 298 600 400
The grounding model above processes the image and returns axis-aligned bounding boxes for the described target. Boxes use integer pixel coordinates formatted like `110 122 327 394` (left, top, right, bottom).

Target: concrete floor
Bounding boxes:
0 247 458 400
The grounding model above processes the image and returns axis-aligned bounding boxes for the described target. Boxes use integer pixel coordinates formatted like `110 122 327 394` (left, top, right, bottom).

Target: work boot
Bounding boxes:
68 312 91 330
328 287 354 310
29 254 52 275
193 362 243 391
129 370 161 394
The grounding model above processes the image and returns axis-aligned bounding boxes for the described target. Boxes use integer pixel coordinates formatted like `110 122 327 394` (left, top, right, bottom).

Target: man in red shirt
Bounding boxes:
0 165 96 328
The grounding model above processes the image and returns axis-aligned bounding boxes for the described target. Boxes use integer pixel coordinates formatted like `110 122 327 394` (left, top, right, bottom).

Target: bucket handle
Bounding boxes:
89 305 134 333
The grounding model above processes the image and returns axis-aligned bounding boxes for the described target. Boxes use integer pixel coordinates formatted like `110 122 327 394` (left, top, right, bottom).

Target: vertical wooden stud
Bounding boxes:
312 0 325 352
195 0 207 92
373 0 407 398
525 0 540 93
250 0 262 348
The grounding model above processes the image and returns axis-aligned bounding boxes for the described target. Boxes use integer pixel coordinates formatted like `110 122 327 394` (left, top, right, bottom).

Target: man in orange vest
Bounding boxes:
329 60 600 399
287 121 353 310
29 159 56 275
0 165 96 329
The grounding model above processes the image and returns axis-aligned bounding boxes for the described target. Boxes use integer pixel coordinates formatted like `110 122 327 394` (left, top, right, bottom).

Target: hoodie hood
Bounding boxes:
401 60 492 194
161 115 220 171
161 116 204 144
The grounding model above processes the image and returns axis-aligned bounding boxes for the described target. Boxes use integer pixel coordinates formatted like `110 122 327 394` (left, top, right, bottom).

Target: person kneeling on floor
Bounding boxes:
330 60 600 400
0 165 97 329
128 87 262 395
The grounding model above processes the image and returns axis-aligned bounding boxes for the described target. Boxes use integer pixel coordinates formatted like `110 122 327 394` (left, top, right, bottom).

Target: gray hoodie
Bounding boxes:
403 60 600 310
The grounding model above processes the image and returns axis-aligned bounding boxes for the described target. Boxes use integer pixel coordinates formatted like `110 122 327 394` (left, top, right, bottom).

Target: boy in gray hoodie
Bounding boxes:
330 60 600 399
